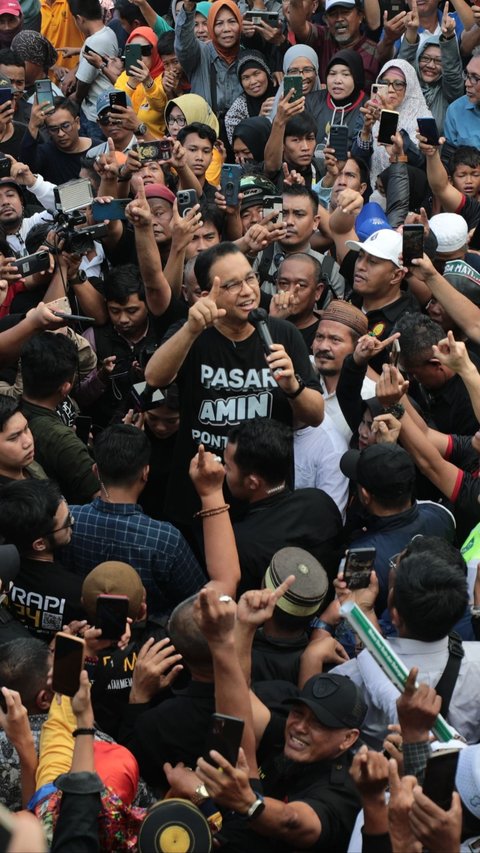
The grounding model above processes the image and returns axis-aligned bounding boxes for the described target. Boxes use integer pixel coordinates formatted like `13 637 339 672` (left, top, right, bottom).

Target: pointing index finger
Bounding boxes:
273 574 296 601
209 275 221 303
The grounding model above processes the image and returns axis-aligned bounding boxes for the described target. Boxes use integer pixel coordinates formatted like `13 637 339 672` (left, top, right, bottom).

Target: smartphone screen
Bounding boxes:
0 88 12 106
95 594 129 642
402 224 424 266
75 415 92 445
343 548 376 589
203 713 244 767
423 750 460 810
52 632 85 697
378 110 399 145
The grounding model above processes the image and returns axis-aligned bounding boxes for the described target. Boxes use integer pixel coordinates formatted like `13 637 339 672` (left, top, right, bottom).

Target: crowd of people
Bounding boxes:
1 0 480 848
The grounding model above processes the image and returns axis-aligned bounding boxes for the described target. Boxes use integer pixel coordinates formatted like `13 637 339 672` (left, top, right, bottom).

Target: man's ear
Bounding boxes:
246 473 260 491
32 536 47 553
359 485 371 506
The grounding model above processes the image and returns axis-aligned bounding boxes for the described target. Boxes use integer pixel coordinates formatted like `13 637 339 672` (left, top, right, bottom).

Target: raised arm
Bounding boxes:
125 179 173 317
411 254 480 342
432 330 480 423
287 0 312 41
420 139 463 211
264 93 306 177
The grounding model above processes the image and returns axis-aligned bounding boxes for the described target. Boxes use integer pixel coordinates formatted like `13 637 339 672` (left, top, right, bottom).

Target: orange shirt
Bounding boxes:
41 0 84 71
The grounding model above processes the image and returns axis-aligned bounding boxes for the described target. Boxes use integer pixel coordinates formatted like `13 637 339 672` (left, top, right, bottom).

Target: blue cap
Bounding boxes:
355 203 392 242
96 89 132 117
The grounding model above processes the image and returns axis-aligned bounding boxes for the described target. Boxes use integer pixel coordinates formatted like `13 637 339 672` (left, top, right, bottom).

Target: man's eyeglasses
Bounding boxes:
286 66 316 77
51 511 75 534
377 78 407 91
47 121 74 135
220 272 259 293
167 114 186 127
464 70 480 86
98 115 122 126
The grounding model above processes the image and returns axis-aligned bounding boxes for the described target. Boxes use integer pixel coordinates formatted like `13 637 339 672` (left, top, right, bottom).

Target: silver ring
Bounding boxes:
213 455 222 462
218 595 232 603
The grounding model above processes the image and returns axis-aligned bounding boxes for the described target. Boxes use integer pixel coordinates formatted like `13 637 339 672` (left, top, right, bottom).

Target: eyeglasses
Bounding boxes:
47 121 74 135
98 115 122 126
167 114 186 127
220 272 259 293
419 55 442 67
464 70 480 86
286 66 316 76
50 510 75 533
377 78 406 91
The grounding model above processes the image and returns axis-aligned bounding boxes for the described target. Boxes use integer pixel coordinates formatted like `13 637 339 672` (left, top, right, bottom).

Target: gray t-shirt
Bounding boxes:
76 26 119 122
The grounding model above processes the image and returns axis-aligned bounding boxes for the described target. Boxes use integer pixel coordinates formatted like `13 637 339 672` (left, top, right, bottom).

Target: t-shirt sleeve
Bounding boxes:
456 194 480 230
76 53 99 85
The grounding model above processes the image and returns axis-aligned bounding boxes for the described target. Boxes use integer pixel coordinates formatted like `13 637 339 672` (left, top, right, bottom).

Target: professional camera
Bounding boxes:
52 179 108 254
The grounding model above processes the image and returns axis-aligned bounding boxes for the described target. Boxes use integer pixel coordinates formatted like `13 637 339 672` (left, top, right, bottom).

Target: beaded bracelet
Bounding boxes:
194 504 230 519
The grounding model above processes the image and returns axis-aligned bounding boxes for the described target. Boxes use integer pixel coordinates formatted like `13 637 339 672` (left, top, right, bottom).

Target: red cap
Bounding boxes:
0 0 22 16
144 183 176 205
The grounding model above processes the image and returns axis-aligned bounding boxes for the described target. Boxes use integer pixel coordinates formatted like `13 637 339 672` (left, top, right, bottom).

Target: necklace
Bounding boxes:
266 483 286 496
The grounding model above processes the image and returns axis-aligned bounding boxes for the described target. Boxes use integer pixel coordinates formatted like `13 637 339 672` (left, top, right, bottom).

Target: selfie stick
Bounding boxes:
340 601 455 742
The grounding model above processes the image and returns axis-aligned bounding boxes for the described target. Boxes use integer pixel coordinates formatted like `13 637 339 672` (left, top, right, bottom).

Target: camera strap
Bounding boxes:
434 632 464 719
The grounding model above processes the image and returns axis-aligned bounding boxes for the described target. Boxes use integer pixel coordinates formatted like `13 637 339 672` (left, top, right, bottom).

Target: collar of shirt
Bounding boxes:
388 635 449 654
91 497 142 514
361 502 419 531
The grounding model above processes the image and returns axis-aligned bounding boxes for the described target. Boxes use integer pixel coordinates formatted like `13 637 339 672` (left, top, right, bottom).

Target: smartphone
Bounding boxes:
417 116 440 147
177 189 198 218
244 9 279 23
75 415 91 445
203 713 244 767
329 124 349 161
377 110 399 145
92 198 130 222
402 224 424 266
109 90 127 109
95 594 129 643
283 74 303 102
52 311 95 323
35 78 55 113
52 632 85 697
0 87 12 106
390 338 401 367
125 43 143 74
0 156 10 177
84 44 103 58
371 83 388 102
12 249 50 278
135 141 163 162
263 194 283 223
387 0 408 18
343 547 376 590
423 749 460 810
221 164 243 207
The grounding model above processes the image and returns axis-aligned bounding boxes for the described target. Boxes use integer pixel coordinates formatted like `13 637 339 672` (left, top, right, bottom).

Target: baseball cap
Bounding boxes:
0 544 19 588
240 174 276 211
264 547 328 617
429 212 468 254
0 0 21 16
325 0 357 10
315 298 368 336
443 258 480 306
346 228 403 268
144 183 176 205
355 203 392 241
340 443 416 498
283 673 367 729
81 561 144 620
96 88 132 117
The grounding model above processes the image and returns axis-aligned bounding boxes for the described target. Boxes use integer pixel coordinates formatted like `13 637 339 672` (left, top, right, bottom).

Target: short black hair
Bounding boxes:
0 638 50 712
227 418 292 486
114 0 147 23
157 31 176 56
47 96 79 119
194 241 243 291
93 423 151 487
347 155 370 192
104 264 145 304
68 0 102 19
283 184 319 217
21 332 78 398
167 595 212 671
25 222 51 254
392 536 468 641
0 48 24 69
0 396 20 430
198 202 224 236
0 479 62 550
284 111 316 140
278 252 322 283
394 313 443 364
79 156 101 191
177 121 217 147
450 146 480 175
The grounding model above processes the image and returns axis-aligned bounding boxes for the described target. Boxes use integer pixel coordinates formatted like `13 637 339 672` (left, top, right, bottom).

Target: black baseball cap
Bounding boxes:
340 443 415 498
283 673 367 729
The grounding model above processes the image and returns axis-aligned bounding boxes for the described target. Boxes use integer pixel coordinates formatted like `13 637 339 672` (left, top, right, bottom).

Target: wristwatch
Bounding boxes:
246 795 265 820
383 402 405 419
192 783 210 806
284 373 306 399
135 122 147 137
67 269 87 286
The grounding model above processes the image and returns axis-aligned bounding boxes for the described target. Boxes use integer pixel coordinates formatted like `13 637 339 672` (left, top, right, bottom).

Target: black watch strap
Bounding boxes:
284 373 306 399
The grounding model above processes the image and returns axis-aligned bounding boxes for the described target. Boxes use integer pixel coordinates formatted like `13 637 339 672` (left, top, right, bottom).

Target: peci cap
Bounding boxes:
240 174 276 211
96 88 132 117
355 203 392 241
283 673 367 728
455 744 480 819
346 228 403 268
138 799 212 853
264 547 328 617
0 544 19 588
144 183 176 205
0 0 21 15
340 443 416 498
81 561 144 621
315 299 368 336
429 213 468 254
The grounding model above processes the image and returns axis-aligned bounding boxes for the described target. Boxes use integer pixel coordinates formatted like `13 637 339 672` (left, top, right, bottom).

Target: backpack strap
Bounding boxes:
434 632 464 718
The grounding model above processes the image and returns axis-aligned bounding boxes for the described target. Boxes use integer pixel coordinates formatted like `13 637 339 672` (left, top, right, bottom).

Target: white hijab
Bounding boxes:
370 58 432 186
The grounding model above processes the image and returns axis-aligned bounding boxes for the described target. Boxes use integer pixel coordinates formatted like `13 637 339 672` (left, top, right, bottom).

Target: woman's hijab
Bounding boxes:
237 50 276 117
325 49 365 107
165 92 220 135
370 58 432 185
269 43 320 119
232 116 271 162
126 26 164 79
207 0 242 65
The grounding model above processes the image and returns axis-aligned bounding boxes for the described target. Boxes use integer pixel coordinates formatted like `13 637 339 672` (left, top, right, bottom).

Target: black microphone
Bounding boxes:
248 308 282 376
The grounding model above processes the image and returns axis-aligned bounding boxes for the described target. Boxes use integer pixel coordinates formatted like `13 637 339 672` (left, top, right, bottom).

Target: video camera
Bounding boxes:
52 179 108 254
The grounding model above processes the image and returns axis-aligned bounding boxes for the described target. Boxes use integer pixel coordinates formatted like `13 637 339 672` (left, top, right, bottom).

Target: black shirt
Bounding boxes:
252 628 308 685
351 288 421 373
6 556 86 639
408 371 480 436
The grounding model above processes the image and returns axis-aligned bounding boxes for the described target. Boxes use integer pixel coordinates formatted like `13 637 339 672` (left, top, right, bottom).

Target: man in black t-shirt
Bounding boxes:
145 242 324 525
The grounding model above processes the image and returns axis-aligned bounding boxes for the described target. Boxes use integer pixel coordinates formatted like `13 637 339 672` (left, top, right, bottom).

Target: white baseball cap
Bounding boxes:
325 0 356 9
429 213 468 254
346 228 403 268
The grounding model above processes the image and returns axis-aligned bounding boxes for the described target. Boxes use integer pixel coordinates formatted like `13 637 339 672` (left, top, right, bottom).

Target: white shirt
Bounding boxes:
332 637 480 746
76 27 119 122
294 414 349 518
317 370 376 441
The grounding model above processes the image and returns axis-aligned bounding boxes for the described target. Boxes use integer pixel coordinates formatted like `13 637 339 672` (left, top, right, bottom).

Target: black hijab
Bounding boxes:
232 116 272 163
325 49 365 108
237 50 277 117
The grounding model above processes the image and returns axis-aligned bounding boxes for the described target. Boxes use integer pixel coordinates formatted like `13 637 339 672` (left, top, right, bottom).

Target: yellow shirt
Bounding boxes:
116 71 167 139
41 0 84 71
